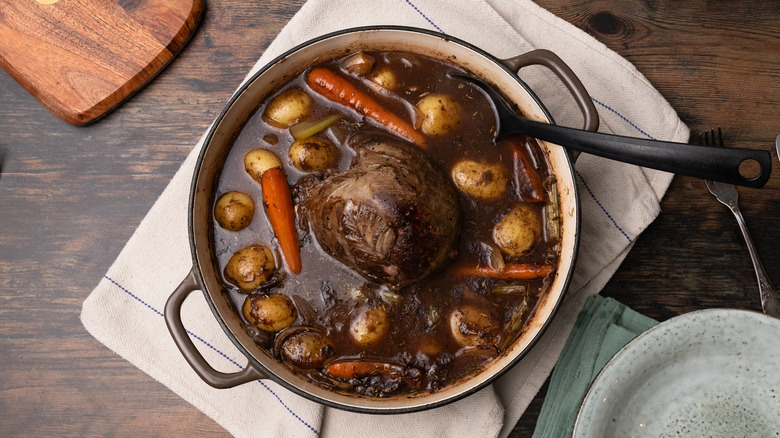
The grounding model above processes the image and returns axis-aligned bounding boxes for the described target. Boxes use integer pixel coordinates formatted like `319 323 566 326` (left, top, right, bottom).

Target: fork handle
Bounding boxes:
728 205 780 317
501 118 772 188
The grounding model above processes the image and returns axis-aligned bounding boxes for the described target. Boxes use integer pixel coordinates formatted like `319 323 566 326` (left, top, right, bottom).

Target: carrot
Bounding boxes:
456 263 553 280
325 361 405 380
306 67 427 147
261 168 301 273
506 134 545 203
244 149 301 274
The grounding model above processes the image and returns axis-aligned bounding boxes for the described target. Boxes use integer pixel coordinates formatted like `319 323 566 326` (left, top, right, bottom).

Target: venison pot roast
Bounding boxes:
166 26 588 414
295 133 461 287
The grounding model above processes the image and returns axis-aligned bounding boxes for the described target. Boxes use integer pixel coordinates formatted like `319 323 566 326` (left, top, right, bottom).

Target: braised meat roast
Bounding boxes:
295 133 461 287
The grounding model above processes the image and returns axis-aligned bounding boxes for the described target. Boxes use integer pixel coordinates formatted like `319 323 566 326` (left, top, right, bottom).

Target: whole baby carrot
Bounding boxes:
456 263 553 280
506 134 545 203
325 361 404 380
306 67 427 147
244 149 302 274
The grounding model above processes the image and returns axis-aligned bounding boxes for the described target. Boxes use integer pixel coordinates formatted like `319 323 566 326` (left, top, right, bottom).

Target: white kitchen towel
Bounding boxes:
81 1 689 437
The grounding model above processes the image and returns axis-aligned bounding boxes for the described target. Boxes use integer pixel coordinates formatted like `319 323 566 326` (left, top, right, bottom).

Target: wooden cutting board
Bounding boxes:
0 0 204 125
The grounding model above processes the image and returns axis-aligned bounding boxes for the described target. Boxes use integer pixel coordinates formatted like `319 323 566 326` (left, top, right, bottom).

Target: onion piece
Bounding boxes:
427 307 440 326
377 285 402 305
411 104 425 130
244 325 273 347
273 325 326 358
347 285 368 301
478 242 505 274
340 51 375 76
290 294 316 323
290 114 342 141
500 296 529 350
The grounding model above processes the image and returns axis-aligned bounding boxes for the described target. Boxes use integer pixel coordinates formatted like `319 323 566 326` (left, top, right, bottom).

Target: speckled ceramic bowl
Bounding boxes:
572 308 780 437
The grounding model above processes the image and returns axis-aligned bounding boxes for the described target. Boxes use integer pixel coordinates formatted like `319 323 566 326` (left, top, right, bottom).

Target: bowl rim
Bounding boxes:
572 308 780 437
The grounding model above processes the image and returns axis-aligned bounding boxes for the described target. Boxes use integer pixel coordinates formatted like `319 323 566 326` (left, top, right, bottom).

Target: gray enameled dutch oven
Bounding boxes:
164 25 598 414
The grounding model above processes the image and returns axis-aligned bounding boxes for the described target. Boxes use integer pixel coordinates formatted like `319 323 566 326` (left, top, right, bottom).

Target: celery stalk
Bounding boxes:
290 114 341 140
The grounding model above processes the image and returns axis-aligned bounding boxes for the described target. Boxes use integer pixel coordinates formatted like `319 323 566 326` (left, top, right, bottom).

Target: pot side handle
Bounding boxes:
164 267 267 388
501 49 599 133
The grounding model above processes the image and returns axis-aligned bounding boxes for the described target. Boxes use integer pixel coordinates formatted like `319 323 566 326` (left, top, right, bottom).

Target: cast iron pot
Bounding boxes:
164 25 598 414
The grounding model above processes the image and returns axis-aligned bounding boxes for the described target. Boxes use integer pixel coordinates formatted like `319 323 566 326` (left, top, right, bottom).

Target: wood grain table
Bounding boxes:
2 0 779 436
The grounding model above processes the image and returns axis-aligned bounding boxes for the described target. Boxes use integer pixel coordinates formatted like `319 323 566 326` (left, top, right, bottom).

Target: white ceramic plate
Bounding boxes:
572 308 780 437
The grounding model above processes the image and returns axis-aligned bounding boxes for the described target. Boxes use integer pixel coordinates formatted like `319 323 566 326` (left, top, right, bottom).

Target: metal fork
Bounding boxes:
703 128 780 317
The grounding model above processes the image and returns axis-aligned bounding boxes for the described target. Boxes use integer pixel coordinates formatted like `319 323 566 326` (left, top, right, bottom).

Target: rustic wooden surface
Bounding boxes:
0 0 204 125
1 0 779 436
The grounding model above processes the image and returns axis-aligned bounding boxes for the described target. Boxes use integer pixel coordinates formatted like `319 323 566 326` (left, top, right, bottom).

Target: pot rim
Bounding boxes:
186 25 581 413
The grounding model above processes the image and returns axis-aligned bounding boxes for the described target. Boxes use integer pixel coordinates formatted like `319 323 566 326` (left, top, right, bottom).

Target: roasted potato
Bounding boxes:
244 148 283 181
224 244 276 291
242 293 297 332
493 204 542 257
288 136 339 172
367 67 399 91
417 94 461 136
262 88 313 128
280 330 333 369
451 159 508 200
449 304 500 348
350 307 389 346
214 191 255 231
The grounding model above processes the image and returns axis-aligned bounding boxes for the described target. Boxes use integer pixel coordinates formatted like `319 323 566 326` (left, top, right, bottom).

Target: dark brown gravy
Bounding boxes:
212 51 559 396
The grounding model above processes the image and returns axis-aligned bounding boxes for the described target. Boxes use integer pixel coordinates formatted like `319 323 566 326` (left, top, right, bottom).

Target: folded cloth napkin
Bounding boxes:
81 0 690 437
532 294 658 438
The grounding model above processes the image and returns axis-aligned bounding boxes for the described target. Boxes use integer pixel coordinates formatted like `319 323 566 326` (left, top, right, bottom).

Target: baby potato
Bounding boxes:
493 204 542 257
417 94 461 136
449 304 500 348
262 88 313 128
244 148 283 181
288 136 339 172
367 67 399 90
224 244 276 291
214 191 255 231
242 293 297 332
280 330 333 369
350 307 389 346
451 159 508 200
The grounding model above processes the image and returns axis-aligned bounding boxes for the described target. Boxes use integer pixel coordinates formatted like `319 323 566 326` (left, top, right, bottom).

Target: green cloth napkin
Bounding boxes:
532 294 658 438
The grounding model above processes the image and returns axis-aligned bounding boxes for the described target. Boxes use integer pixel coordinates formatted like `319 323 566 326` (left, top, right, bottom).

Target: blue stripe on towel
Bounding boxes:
104 276 320 436
574 171 632 242
403 0 444 32
591 97 657 140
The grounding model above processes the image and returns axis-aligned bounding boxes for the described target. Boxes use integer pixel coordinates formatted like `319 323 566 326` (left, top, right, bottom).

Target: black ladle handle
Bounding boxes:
456 74 772 188
505 118 771 188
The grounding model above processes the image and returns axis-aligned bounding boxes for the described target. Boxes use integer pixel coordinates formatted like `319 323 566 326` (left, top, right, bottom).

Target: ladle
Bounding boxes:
452 74 771 188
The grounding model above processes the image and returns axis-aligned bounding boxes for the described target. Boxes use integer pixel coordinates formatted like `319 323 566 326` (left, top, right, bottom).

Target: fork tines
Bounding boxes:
700 127 724 147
